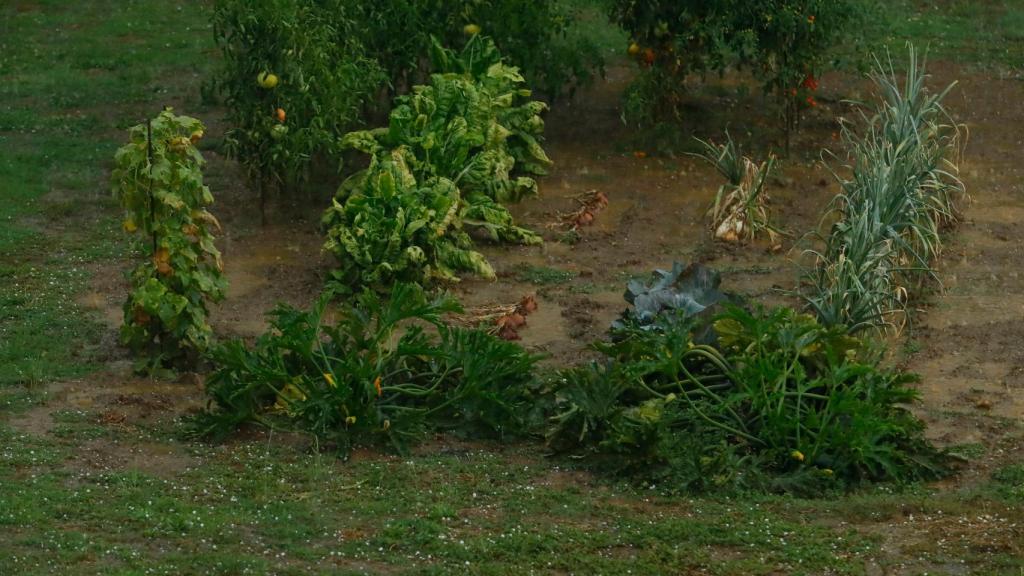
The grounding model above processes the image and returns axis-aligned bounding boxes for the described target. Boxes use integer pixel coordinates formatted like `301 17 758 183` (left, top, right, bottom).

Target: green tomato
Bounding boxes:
257 71 279 89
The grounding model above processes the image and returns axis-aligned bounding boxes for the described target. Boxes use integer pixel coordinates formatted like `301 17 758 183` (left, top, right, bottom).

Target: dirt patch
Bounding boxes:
898 63 1024 436
858 509 1023 576
8 370 204 477
10 371 203 433
68 437 196 478
61 58 1024 494
212 223 327 338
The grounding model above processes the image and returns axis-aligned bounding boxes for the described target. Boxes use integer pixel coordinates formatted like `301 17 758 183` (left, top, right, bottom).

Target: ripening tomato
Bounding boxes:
257 71 279 89
133 306 151 325
275 108 286 123
168 136 191 153
154 247 173 276
627 42 640 56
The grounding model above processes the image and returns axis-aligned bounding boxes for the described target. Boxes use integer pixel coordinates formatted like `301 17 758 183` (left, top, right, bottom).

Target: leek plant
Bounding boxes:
803 46 966 332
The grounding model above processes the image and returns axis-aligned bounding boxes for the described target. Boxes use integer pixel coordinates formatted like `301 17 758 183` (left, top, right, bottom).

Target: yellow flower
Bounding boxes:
345 415 356 425
463 23 481 36
324 373 336 388
123 219 138 233
822 468 834 476
791 450 805 462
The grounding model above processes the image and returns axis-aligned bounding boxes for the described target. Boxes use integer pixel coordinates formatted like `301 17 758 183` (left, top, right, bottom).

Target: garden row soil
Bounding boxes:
8 56 1022 573
70 59 1024 426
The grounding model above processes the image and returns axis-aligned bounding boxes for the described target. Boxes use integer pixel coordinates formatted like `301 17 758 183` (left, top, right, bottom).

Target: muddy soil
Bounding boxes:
59 59 1024 476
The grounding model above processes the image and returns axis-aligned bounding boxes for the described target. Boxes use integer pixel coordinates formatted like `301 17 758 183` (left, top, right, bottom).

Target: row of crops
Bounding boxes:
110 1 965 495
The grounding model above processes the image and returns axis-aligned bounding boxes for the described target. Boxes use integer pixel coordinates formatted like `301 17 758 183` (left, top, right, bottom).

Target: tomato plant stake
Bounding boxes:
146 118 157 255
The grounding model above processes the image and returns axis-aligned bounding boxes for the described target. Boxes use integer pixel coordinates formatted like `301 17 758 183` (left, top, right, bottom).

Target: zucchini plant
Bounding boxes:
112 109 227 371
548 264 948 494
192 282 541 455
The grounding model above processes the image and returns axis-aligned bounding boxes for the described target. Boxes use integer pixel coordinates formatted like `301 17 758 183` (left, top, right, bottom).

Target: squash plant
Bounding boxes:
193 282 541 455
112 109 227 370
548 267 948 494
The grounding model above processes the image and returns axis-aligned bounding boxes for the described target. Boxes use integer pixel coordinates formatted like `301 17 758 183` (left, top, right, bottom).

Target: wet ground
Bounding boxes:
11 57 1024 575
68 59 1023 458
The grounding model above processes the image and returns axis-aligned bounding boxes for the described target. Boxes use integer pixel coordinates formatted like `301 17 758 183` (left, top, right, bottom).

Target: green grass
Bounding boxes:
865 0 1024 70
564 0 629 58
2 1 1024 574
0 1 215 388
2 416 1022 575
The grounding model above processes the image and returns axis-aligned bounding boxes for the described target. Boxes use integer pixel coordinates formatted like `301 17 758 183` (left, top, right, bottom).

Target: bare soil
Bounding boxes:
36 61 1024 548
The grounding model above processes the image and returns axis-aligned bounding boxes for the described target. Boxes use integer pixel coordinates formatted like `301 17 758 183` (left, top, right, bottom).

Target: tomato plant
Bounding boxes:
211 0 385 215
112 109 227 371
739 0 863 142
349 0 603 99
211 0 601 215
612 0 864 135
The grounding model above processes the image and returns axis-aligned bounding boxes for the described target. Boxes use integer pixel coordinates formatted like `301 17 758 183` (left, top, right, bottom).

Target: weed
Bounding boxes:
992 464 1024 501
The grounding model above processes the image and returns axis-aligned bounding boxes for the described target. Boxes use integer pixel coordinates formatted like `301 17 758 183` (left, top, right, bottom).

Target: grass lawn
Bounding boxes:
2 1 1023 574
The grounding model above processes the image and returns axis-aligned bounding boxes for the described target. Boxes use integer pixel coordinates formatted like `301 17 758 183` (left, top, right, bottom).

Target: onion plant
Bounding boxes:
694 135 782 247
